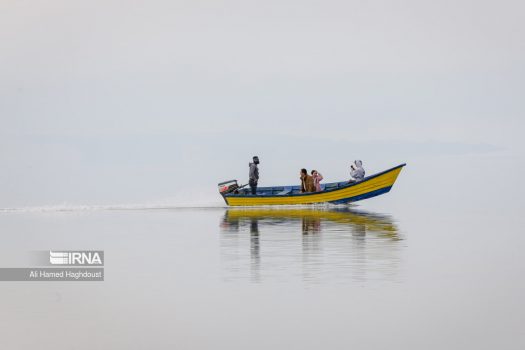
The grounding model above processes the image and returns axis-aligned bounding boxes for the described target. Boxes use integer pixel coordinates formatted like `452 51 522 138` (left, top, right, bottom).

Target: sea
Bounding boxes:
0 153 524 349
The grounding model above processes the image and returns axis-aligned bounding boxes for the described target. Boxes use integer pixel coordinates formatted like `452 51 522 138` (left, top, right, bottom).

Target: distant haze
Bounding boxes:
1 0 524 207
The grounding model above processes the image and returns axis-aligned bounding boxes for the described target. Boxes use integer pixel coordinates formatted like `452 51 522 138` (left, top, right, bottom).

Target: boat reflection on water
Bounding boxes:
220 207 404 284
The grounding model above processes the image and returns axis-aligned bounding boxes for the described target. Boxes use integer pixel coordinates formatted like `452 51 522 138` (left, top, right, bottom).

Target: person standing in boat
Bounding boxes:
349 160 365 182
300 169 316 193
248 156 260 195
311 170 323 192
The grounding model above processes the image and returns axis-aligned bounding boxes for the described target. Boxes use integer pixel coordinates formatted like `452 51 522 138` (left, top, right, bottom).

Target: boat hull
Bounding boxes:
223 164 405 206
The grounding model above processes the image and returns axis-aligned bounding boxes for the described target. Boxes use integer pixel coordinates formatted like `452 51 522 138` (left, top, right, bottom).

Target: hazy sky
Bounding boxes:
1 0 524 206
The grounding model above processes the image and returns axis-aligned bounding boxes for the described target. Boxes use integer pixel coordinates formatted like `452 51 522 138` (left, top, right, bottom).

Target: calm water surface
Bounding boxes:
1 155 525 349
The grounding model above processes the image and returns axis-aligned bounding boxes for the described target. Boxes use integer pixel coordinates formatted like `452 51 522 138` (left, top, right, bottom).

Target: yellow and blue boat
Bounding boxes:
218 163 406 206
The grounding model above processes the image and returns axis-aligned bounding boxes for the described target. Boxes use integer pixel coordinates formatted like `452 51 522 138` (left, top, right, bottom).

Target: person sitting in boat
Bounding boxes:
311 170 323 192
349 160 365 183
248 156 260 195
300 169 316 193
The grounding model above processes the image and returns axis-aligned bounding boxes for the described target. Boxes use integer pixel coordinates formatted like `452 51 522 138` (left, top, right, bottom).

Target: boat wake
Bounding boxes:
0 201 227 213
0 202 358 213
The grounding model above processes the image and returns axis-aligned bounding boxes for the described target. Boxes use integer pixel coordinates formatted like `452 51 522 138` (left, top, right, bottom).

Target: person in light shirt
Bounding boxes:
349 160 365 183
311 170 323 192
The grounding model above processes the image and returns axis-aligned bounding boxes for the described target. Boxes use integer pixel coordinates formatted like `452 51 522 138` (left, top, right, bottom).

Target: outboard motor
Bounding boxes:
218 180 240 195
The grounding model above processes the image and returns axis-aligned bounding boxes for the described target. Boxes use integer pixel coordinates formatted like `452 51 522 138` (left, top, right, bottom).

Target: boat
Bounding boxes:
218 163 406 206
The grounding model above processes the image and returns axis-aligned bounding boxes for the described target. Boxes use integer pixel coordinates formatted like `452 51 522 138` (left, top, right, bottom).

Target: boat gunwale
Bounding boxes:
224 163 406 199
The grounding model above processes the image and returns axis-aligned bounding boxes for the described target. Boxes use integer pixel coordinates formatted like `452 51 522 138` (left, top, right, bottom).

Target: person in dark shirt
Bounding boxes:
248 156 260 195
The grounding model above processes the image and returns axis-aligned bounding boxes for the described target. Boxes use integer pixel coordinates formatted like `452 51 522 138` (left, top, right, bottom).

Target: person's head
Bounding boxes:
253 156 260 165
300 168 307 176
311 170 317 176
354 160 362 167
